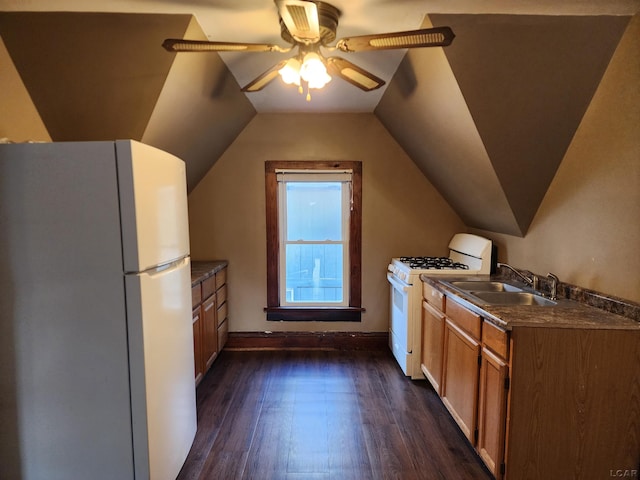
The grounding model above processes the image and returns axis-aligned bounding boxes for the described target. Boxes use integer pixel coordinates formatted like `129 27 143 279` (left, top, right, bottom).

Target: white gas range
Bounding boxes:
387 233 493 378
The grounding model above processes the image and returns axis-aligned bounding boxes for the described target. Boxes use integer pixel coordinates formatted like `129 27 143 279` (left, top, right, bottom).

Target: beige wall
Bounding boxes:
473 15 640 304
188 113 465 332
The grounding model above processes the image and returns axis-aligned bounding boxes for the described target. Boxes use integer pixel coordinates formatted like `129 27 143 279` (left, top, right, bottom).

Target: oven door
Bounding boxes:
387 272 412 375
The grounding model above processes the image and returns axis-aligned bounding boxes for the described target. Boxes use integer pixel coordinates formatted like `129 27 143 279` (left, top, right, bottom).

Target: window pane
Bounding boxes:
285 244 343 303
286 182 342 241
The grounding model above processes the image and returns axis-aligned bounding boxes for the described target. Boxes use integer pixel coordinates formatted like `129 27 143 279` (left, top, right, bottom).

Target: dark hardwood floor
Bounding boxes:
177 349 493 480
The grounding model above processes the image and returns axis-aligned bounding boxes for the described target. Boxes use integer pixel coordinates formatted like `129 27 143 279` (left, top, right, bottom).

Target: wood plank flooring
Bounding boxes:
177 349 493 480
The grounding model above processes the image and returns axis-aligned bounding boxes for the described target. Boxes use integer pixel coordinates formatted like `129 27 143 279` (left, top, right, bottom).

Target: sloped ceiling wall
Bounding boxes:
1 11 630 208
140 17 256 190
0 12 255 191
0 12 185 141
0 36 50 142
376 14 630 236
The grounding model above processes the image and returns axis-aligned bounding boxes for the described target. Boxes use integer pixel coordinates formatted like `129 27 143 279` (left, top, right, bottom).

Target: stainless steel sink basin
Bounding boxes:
450 281 523 293
469 291 557 306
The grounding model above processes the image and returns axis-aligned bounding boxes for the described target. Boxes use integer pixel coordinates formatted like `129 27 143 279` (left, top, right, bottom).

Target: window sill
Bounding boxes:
264 306 365 322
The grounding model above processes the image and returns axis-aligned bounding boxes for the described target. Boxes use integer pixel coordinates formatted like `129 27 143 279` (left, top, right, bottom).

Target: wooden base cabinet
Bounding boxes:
215 267 229 352
421 280 640 479
192 306 204 385
421 300 445 394
503 327 640 480
421 282 446 394
202 293 218 370
477 346 509 478
441 317 481 443
191 262 228 386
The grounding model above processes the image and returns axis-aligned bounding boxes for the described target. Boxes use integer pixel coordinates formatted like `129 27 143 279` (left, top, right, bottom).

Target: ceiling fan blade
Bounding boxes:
242 60 289 92
335 26 455 53
162 38 291 53
326 57 385 92
276 0 321 44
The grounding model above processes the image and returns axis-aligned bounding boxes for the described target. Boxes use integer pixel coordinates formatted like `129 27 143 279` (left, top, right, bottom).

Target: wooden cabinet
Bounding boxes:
478 321 510 479
441 297 482 444
421 300 445 394
192 305 204 385
191 261 228 386
420 277 640 480
438 297 509 476
202 293 218 370
215 270 228 352
478 347 508 478
441 317 481 443
505 327 640 480
421 282 446 394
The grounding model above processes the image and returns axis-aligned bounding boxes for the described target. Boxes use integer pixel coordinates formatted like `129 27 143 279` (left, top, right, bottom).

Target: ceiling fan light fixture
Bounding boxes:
164 1 454 97
278 57 302 85
299 52 331 89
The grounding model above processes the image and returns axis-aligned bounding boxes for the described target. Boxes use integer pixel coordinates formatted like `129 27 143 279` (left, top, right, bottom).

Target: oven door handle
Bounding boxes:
387 272 411 292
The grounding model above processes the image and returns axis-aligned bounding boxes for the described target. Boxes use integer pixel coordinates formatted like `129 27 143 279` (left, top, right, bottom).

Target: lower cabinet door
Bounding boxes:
192 307 203 384
441 318 481 443
478 347 509 479
421 300 445 394
202 294 218 370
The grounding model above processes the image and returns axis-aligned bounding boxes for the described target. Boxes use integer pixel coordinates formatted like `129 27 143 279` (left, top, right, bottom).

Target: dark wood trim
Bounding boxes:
264 165 280 307
265 306 365 322
225 331 388 351
264 161 363 316
349 162 362 306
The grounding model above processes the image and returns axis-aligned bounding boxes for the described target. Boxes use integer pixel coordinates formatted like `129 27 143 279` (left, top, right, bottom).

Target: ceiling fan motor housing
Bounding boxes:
279 1 341 46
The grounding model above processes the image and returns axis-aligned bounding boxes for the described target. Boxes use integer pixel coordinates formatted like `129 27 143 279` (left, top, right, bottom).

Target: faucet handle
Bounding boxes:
547 273 560 300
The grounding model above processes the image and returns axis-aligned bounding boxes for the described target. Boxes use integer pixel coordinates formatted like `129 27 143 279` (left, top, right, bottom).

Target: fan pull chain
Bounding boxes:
299 80 311 102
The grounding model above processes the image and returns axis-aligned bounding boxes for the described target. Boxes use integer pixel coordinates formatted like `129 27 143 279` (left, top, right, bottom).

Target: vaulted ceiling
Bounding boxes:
377 14 631 235
0 4 636 236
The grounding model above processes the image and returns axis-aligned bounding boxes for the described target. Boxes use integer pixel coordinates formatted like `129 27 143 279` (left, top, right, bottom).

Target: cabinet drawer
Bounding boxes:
446 299 481 340
191 283 202 308
202 275 216 300
216 301 228 328
215 267 227 291
216 284 227 308
423 282 445 311
482 321 509 360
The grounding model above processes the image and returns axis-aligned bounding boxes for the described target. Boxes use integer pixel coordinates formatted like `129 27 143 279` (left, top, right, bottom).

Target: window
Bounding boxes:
265 161 363 321
279 174 350 306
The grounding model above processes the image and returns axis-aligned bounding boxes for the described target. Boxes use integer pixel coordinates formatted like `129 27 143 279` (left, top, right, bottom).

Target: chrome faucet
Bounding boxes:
547 273 560 300
497 262 539 290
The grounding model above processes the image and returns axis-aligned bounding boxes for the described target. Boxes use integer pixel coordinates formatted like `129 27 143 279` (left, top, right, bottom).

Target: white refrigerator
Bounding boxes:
0 140 197 480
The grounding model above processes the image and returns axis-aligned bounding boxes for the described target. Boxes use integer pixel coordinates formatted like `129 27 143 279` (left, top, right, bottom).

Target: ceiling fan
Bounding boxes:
162 0 454 100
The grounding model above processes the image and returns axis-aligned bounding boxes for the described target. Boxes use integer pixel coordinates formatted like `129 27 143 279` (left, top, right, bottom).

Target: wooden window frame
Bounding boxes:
265 161 363 321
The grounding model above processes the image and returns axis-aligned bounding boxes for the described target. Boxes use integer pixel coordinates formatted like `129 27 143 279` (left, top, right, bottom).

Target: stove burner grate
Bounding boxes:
399 256 470 270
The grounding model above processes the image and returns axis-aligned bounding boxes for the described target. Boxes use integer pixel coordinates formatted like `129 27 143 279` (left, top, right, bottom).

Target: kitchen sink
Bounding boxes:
450 281 523 292
468 291 557 306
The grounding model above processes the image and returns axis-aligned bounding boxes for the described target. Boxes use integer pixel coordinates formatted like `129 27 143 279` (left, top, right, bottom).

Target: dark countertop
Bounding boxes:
191 260 228 286
420 274 640 331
